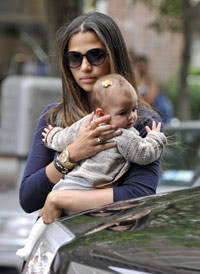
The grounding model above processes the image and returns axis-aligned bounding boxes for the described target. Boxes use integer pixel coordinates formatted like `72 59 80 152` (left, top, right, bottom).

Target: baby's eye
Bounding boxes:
132 107 138 113
119 111 127 116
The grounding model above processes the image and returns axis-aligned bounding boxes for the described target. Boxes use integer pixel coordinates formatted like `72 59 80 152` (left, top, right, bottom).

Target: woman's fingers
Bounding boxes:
95 123 118 135
94 128 121 144
84 111 95 126
69 113 121 163
80 113 119 141
90 114 112 130
95 140 117 151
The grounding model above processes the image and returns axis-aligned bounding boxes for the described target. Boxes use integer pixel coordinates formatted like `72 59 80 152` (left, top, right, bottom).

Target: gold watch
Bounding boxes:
60 146 77 170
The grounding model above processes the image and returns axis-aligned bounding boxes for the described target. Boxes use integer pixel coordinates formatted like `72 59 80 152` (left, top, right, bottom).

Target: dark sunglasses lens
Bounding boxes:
87 49 107 66
66 52 82 68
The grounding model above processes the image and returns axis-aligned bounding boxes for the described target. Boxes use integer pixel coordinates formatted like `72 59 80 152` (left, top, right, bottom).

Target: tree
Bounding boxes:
134 0 200 121
44 0 83 76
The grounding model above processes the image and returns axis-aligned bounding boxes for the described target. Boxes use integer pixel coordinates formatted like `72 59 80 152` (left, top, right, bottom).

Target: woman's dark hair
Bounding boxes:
46 12 144 127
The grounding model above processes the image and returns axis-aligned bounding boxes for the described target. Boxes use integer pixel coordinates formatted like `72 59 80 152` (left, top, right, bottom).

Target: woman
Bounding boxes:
19 12 162 224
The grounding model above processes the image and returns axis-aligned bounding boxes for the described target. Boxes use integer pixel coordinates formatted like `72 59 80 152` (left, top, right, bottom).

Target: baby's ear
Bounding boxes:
95 108 105 118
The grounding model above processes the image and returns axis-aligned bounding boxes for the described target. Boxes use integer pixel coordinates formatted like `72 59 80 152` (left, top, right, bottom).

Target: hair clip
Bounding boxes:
102 79 112 88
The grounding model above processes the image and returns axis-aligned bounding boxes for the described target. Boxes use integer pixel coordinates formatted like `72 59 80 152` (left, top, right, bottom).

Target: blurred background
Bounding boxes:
0 0 200 121
0 1 200 273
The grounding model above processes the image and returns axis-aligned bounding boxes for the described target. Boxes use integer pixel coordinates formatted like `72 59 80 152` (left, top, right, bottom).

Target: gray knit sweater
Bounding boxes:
46 115 167 188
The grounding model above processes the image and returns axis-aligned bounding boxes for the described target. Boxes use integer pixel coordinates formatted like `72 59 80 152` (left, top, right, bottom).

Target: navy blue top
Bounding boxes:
19 104 162 213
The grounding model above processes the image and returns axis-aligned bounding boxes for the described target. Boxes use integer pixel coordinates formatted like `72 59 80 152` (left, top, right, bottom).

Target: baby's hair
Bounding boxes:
91 74 137 111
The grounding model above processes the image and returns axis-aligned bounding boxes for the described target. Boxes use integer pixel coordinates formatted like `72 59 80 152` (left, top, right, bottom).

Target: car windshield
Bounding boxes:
160 128 200 187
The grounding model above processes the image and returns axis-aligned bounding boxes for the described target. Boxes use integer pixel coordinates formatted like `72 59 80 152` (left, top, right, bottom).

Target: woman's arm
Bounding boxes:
42 153 160 223
42 155 160 223
19 105 63 213
42 157 159 223
42 155 160 224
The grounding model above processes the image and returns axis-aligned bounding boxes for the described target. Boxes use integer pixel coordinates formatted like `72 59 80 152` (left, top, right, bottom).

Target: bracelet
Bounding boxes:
54 156 69 175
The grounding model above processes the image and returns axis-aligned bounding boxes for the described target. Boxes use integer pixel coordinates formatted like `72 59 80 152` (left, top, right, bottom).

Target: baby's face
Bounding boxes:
107 92 138 129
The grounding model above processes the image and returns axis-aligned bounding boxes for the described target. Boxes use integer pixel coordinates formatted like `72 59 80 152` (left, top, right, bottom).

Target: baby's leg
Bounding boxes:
16 217 47 260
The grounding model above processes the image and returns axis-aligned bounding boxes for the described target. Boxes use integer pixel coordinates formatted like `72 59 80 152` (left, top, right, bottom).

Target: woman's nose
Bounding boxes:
80 56 92 71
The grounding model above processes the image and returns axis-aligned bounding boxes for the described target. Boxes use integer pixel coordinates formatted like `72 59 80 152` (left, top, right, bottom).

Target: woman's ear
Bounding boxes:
95 108 105 117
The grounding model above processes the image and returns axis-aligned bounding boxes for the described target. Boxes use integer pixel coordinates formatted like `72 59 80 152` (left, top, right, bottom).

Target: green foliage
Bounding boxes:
133 0 182 32
84 0 96 8
158 0 182 32
189 67 200 75
188 83 200 119
159 0 181 15
164 76 178 106
165 75 200 120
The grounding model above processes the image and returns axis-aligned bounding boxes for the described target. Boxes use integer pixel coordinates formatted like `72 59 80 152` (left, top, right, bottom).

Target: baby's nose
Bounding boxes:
128 113 134 120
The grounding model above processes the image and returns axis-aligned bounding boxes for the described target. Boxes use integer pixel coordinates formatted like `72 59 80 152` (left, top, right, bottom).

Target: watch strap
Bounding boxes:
54 156 69 174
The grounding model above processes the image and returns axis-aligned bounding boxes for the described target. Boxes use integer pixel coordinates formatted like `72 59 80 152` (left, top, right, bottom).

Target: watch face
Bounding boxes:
61 148 76 169
61 150 68 163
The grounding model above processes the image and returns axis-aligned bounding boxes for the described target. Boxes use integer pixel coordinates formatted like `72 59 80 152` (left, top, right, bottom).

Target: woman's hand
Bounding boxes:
68 112 121 163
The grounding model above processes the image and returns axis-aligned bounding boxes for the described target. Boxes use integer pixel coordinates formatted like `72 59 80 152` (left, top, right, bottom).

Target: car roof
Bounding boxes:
165 120 200 130
57 186 200 273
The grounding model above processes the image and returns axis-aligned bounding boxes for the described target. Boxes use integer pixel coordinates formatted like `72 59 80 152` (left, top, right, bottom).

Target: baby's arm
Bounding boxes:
42 117 86 152
42 125 69 152
117 120 167 165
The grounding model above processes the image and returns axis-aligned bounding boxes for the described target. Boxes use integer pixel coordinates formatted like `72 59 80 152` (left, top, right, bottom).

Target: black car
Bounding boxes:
23 186 200 274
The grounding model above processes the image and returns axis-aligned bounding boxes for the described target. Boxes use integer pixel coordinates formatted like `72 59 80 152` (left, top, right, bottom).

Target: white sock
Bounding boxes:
16 217 48 260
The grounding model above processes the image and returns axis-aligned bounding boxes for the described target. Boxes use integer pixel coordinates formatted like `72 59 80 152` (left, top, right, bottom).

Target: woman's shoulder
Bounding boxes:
137 105 161 122
37 103 58 127
35 103 58 129
135 105 162 136
41 103 57 115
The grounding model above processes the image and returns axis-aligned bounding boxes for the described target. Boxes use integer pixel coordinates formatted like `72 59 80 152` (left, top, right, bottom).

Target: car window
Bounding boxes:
160 128 200 187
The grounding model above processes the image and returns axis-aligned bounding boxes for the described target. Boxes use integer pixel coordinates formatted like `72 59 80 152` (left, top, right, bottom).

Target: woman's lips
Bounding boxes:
80 77 96 84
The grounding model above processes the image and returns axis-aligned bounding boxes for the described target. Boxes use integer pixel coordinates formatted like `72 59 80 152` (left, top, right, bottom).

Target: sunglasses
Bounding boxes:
65 48 108 68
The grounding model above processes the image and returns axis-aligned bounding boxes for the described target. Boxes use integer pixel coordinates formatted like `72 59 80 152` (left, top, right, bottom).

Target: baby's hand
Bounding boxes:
42 125 53 145
145 120 161 133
